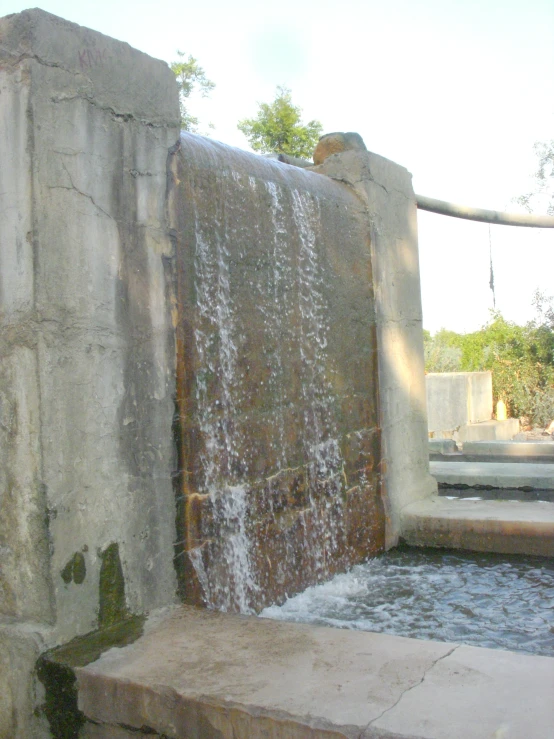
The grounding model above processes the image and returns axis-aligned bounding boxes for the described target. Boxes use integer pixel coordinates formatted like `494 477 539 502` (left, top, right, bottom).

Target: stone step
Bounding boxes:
430 460 554 489
75 605 554 739
401 496 554 557
429 439 554 462
461 440 554 459
458 436 554 464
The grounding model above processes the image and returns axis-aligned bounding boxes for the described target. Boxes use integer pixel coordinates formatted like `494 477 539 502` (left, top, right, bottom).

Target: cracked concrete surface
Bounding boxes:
364 644 460 731
0 9 181 736
76 606 554 739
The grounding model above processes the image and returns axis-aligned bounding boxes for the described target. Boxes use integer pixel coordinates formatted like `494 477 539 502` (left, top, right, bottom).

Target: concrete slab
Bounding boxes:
401 496 554 556
372 644 554 739
430 460 554 489
75 606 554 739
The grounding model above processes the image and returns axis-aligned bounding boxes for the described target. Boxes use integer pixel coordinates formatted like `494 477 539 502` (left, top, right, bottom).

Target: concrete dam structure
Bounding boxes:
15 9 546 739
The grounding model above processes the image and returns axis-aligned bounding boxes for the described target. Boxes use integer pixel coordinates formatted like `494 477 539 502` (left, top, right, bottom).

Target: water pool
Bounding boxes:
261 546 554 656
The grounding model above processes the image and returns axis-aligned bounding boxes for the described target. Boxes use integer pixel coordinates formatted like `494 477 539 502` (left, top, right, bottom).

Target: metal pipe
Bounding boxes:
266 152 554 228
264 152 313 168
416 194 554 228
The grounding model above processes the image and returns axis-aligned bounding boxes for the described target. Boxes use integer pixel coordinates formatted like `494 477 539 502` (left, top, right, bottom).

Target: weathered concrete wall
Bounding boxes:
1 11 437 736
0 10 180 737
426 371 493 436
313 148 437 545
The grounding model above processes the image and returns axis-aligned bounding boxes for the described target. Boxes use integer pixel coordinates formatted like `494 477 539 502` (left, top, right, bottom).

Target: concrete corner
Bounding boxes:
0 622 50 739
0 8 179 125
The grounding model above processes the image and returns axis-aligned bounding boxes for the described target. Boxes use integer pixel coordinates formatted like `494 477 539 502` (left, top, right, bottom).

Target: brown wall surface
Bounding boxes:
169 135 385 612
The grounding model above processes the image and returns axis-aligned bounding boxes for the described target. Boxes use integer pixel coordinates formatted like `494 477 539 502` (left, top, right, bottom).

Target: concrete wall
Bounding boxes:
0 10 435 736
313 150 437 545
0 10 180 737
426 371 493 437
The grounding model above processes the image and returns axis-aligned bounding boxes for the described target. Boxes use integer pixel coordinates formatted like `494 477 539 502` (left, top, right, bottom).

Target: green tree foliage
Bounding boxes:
170 51 215 133
237 86 323 159
517 140 554 216
424 309 554 426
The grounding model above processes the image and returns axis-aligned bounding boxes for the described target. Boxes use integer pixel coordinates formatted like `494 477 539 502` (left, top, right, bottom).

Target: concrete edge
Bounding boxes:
401 496 554 556
73 605 554 739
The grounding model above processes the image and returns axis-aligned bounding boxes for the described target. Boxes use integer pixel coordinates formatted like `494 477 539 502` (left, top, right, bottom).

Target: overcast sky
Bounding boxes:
3 0 554 333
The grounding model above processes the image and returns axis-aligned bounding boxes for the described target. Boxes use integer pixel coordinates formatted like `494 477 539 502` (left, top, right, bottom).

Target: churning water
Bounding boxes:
262 547 554 657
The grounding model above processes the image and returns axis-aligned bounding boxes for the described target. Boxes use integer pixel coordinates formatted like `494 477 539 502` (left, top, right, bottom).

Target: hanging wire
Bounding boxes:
488 224 496 308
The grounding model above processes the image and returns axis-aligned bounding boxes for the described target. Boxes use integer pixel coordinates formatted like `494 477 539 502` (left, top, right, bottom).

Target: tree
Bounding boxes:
237 86 323 159
424 312 554 425
170 51 215 133
517 140 554 216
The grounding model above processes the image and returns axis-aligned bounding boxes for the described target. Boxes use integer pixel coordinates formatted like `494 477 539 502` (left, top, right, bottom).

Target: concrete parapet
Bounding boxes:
0 11 446 734
427 371 493 437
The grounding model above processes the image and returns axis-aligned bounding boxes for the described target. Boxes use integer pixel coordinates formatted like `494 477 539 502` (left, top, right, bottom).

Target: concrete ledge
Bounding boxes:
401 496 554 556
462 441 554 459
430 460 554 489
75 605 554 739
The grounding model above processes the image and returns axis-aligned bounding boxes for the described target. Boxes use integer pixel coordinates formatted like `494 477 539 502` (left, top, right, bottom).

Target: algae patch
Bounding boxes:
61 552 86 585
99 542 130 628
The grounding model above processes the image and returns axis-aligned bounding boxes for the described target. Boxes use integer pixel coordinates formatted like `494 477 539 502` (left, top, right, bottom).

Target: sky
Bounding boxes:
3 0 553 334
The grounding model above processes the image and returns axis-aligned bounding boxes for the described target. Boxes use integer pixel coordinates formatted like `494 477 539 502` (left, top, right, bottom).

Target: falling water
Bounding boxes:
176 134 382 613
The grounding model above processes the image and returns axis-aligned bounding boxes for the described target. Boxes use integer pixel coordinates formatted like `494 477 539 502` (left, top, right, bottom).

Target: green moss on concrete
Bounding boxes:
73 552 86 584
60 559 73 585
36 658 84 739
47 615 146 668
36 615 145 739
61 552 87 585
99 542 130 628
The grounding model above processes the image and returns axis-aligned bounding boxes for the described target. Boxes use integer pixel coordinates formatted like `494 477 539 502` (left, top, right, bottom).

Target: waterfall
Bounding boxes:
176 133 382 613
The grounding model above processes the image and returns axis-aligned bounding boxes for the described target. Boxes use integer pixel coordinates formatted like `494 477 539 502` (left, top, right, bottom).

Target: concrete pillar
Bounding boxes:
0 10 180 736
313 145 437 545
